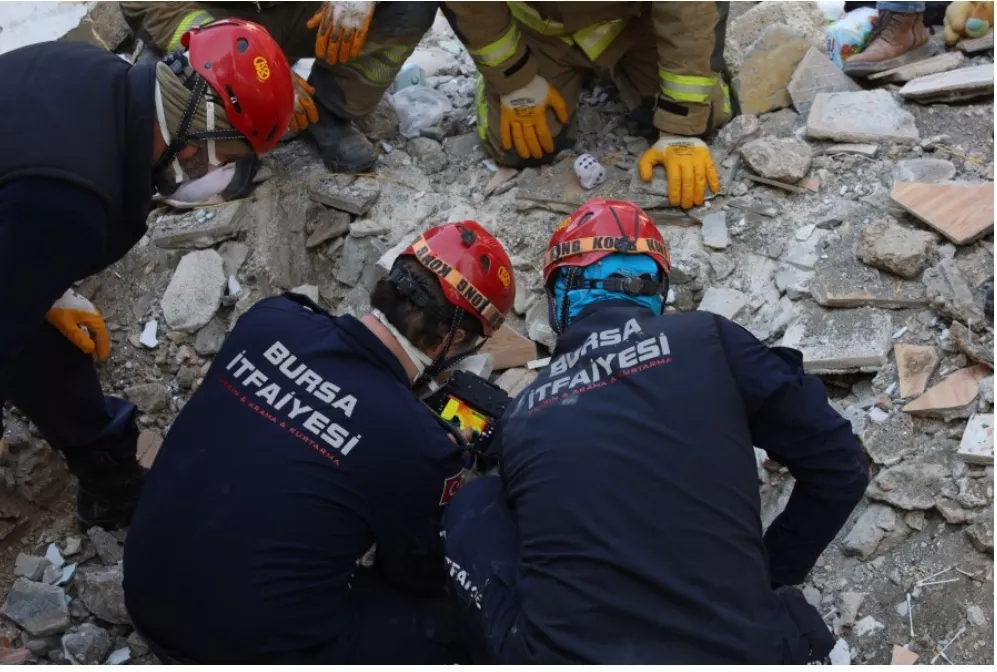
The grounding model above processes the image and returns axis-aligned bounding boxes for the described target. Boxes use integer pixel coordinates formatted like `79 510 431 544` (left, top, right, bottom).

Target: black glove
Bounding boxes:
774 586 835 663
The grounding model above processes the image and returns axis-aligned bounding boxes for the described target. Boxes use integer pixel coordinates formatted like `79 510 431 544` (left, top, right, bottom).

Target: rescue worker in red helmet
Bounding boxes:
0 19 293 532
123 221 516 663
441 199 869 664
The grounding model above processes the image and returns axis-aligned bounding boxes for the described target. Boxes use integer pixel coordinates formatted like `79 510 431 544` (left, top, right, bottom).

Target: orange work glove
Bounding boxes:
45 289 111 361
499 75 570 161
638 134 720 210
289 73 319 132
307 1 376 66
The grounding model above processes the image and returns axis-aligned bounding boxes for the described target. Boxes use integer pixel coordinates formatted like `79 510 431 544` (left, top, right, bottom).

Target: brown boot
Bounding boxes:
843 11 932 77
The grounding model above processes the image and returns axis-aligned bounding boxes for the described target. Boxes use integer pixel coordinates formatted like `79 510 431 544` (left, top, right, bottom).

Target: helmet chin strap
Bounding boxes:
154 80 186 185
370 308 440 390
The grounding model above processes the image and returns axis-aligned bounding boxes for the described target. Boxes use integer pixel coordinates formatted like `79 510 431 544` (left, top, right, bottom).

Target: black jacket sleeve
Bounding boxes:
371 437 464 596
716 316 870 587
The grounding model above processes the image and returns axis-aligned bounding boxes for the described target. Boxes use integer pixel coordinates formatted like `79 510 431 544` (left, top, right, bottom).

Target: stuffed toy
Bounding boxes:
944 0 994 44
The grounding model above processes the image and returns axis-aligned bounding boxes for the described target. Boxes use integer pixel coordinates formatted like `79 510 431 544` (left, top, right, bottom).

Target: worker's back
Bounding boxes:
498 301 789 663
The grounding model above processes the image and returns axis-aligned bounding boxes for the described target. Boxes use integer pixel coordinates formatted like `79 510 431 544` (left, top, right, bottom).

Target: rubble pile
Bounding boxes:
0 3 993 666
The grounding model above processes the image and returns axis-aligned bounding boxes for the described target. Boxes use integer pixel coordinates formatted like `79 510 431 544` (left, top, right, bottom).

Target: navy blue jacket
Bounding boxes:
124 296 464 663
0 41 155 276
498 301 868 663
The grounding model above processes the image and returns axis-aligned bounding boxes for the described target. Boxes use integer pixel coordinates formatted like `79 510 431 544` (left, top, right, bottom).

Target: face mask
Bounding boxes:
163 163 238 204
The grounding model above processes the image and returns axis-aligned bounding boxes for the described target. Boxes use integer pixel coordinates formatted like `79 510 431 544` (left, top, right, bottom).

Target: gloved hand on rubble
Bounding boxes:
46 289 111 361
289 73 319 132
638 134 720 210
307 1 376 66
499 75 570 161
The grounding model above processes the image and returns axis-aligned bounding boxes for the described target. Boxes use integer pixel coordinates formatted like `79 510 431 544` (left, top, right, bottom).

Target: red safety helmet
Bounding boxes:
180 19 294 156
399 221 516 336
543 199 671 285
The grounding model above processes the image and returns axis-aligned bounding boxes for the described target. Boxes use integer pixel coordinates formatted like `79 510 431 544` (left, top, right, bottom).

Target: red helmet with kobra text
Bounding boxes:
181 18 294 156
399 221 516 336
543 199 671 285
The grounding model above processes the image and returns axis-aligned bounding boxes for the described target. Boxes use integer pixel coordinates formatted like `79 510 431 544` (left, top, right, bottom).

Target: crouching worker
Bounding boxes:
123 221 517 664
0 20 293 530
442 199 869 664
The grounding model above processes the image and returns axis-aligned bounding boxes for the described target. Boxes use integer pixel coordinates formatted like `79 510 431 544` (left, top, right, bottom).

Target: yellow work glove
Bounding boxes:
289 73 319 132
45 289 111 361
638 134 720 210
307 1 376 66
499 75 570 161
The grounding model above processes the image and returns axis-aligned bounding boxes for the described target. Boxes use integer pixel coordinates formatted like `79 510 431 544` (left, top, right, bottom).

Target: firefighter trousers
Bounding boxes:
121 1 438 121
474 17 733 168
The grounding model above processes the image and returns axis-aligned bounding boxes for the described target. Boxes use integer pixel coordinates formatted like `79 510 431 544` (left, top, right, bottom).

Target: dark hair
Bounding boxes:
370 257 484 351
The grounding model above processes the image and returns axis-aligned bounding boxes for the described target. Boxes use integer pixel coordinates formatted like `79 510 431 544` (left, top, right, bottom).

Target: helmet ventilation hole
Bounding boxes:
236 38 249 53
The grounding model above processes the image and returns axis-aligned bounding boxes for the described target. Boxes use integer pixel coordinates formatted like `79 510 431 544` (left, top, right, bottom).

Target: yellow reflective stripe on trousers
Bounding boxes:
659 70 715 104
350 45 411 85
475 75 489 141
572 18 627 61
721 81 732 117
167 10 214 52
506 2 623 61
470 23 521 67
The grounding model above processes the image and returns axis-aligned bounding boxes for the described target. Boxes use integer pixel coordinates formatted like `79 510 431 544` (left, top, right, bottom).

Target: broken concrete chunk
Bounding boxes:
806 90 919 144
925 261 987 327
828 638 851 665
861 411 915 466
161 249 226 332
812 226 926 308
60 1 130 51
904 365 990 418
950 321 994 369
842 503 896 559
774 265 813 300
779 304 892 373
1 579 71 636
697 288 748 321
783 228 828 271
898 64 994 103
867 462 950 510
494 368 538 397
62 623 111 665
826 143 879 157
718 114 761 150
936 498 970 524
335 236 385 289
349 219 390 238
305 210 350 248
958 414 994 465
151 202 244 249
868 51 967 83
123 383 169 414
957 30 995 53
732 26 816 115
854 615 885 637
525 300 557 350
86 527 124 565
891 182 994 245
966 516 994 553
837 592 866 629
14 555 51 582
308 176 381 215
856 219 934 279
136 429 163 469
700 212 729 250
893 158 957 184
740 136 813 183
894 343 938 398
76 565 128 625
193 317 227 357
725 1 826 77
787 47 861 117
406 137 447 174
217 241 250 277
481 324 538 371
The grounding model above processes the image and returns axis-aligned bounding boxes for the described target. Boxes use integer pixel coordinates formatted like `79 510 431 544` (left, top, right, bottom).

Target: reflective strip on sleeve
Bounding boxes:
659 70 716 104
469 23 521 67
411 236 505 331
348 45 412 85
544 236 670 270
167 9 214 52
572 18 627 61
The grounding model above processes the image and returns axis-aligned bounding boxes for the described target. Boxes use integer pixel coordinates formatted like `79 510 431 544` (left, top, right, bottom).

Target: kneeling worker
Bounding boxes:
442 199 869 663
123 221 517 663
0 19 293 530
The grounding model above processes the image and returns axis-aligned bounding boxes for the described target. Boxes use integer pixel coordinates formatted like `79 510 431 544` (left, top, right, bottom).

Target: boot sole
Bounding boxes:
843 44 935 77
321 155 377 174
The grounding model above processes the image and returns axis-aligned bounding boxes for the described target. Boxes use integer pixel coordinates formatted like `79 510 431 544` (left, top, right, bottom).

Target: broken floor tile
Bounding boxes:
701 212 729 249
898 64 994 103
891 182 994 245
697 287 748 321
826 143 878 157
903 364 990 418
787 47 861 118
868 51 966 83
782 228 828 270
779 304 892 373
958 414 994 465
304 210 350 248
1 579 70 636
481 324 539 371
923 261 986 328
842 503 895 559
811 226 926 309
892 158 957 184
950 321 995 369
806 90 919 144
894 343 939 398
957 29 995 53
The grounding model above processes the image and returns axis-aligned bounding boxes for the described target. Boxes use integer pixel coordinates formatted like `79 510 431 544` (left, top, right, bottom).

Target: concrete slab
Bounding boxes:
899 64 994 103
806 91 919 144
779 304 893 373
